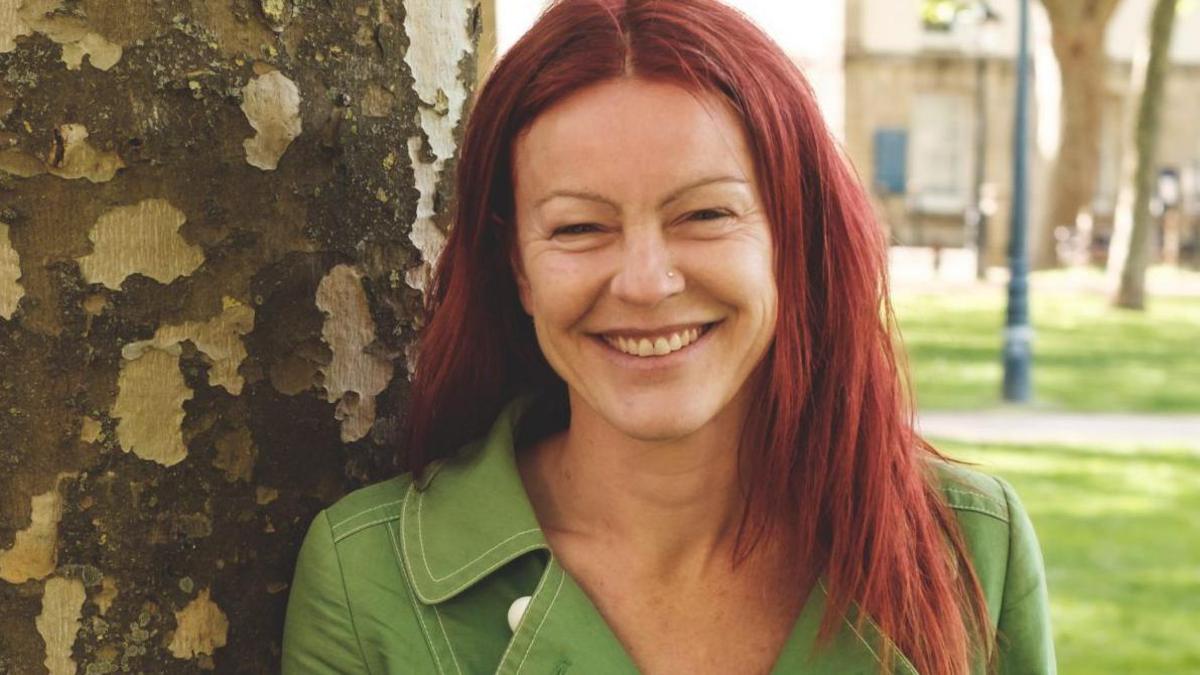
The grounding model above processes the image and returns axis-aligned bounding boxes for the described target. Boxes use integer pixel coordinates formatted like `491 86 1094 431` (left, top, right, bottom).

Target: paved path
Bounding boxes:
916 410 1200 450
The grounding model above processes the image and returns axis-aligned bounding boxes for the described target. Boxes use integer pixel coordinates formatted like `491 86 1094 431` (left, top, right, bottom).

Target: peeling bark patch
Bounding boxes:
401 0 473 293
315 265 393 442
0 0 33 53
36 577 86 675
112 347 192 467
168 589 228 660
403 135 443 294
8 0 122 70
79 416 102 444
0 221 25 319
260 0 288 30
59 32 122 71
46 124 124 182
254 486 278 505
0 473 73 584
0 149 47 177
125 300 255 395
213 428 256 482
362 84 395 117
1 124 124 181
114 301 254 466
77 199 204 290
82 294 107 316
93 577 118 616
402 0 472 162
240 70 302 171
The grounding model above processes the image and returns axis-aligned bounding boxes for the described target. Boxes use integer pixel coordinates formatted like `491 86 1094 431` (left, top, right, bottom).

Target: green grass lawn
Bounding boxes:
936 439 1200 675
891 287 1200 412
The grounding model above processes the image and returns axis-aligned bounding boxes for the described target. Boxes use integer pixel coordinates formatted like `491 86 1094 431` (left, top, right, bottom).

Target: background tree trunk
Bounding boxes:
1037 0 1122 268
1109 0 1178 309
0 1 478 672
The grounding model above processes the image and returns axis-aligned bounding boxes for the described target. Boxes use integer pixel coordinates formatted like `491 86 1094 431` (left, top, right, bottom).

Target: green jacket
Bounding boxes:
282 396 1055 674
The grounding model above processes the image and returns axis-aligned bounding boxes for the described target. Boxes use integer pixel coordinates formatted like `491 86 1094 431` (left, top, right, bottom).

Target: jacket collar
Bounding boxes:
395 394 919 673
398 394 548 604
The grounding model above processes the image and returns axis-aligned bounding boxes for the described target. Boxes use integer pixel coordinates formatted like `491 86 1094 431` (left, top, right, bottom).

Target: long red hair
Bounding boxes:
402 1 992 672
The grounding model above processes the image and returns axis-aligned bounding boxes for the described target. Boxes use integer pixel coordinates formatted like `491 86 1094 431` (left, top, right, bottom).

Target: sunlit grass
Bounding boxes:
891 287 1200 412
936 440 1200 674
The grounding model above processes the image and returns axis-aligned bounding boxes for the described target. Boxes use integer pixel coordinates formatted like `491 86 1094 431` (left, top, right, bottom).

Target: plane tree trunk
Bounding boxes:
1109 0 1179 309
0 1 479 672
1037 0 1122 268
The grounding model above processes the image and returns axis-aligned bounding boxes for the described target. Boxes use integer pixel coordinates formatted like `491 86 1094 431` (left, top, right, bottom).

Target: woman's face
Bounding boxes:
511 77 778 442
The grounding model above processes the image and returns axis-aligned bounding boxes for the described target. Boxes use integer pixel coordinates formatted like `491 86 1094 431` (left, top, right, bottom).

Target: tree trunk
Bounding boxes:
1109 0 1178 309
0 1 479 672
1037 0 1122 269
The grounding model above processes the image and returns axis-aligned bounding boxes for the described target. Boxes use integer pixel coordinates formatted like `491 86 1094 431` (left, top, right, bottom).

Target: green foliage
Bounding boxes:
939 440 1200 674
921 0 975 30
891 277 1200 412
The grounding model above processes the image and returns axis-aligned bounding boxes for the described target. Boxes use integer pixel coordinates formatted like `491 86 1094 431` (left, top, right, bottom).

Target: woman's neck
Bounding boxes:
518 390 752 582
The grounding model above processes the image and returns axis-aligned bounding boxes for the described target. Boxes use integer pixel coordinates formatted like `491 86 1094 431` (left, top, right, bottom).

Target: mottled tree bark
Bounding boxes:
1037 0 1122 268
1109 0 1178 309
0 1 478 672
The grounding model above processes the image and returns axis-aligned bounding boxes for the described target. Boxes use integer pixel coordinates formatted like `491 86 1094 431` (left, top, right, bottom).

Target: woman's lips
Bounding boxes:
592 321 720 367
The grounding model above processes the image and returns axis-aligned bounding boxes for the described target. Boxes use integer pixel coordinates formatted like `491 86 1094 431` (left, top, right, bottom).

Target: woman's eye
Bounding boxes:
552 223 600 237
689 208 731 221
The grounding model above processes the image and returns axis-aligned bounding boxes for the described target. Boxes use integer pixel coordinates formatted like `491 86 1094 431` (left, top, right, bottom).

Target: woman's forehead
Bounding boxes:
512 78 756 201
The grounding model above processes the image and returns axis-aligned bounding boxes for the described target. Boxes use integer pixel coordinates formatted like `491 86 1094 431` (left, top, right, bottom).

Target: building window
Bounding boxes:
873 128 908 195
908 92 973 214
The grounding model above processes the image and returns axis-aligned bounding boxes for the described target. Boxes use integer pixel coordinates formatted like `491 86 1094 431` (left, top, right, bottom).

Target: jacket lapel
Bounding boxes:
771 581 919 675
495 559 638 674
400 395 548 604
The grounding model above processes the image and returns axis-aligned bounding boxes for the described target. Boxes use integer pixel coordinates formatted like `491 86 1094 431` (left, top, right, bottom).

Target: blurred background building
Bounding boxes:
846 0 1200 271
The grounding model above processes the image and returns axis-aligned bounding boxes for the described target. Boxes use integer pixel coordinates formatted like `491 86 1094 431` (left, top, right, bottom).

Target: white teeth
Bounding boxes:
637 338 653 356
602 325 710 358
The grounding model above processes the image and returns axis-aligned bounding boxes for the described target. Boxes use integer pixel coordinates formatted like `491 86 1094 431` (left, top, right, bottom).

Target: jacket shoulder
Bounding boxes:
284 472 443 674
926 459 1057 672
928 459 1012 523
325 473 416 543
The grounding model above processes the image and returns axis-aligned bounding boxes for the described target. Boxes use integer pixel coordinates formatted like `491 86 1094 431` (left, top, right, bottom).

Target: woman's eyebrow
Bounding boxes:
534 189 619 211
533 175 748 211
658 175 747 208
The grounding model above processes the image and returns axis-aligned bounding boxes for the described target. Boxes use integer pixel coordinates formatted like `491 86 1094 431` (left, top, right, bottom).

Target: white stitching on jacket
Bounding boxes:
388 522 448 674
495 558 559 672
515 568 566 674
411 481 541 582
331 498 405 532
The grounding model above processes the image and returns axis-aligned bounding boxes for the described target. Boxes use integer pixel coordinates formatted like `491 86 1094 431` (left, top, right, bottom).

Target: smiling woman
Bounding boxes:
282 1 1055 674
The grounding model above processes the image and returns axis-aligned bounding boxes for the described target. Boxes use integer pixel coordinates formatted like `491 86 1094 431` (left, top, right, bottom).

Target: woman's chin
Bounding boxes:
598 401 717 444
566 382 737 444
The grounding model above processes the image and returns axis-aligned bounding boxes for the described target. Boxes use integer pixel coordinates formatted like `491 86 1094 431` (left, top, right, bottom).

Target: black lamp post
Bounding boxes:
1003 0 1033 402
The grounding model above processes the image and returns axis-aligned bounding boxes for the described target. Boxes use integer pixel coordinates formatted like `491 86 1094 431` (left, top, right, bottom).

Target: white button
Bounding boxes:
507 596 532 632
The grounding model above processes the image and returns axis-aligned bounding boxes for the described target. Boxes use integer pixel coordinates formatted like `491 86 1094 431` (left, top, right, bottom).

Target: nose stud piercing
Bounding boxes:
667 271 676 278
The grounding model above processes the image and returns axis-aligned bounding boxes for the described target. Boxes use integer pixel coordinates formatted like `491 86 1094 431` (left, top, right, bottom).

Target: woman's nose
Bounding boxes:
609 231 684 305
